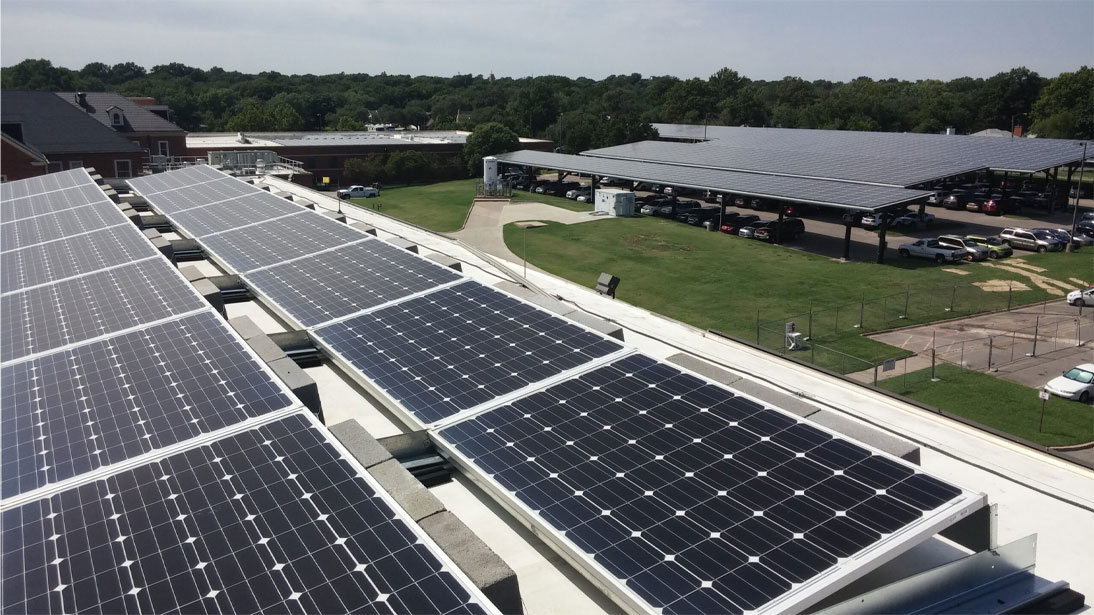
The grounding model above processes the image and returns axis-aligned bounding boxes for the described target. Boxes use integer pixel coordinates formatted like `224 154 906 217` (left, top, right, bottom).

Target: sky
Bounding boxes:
2 0 1092 82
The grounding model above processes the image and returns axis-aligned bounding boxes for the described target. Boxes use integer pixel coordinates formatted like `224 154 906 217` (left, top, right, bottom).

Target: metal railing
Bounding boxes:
476 179 512 198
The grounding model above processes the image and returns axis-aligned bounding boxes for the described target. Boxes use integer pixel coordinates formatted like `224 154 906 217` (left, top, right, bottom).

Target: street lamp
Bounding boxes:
1069 141 1087 253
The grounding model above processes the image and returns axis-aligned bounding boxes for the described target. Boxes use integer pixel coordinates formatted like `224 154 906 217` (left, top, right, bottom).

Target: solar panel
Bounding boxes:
0 184 115 223
127 165 231 198
0 311 295 498
1 259 208 363
198 212 369 273
437 353 981 614
0 412 493 615
2 204 126 253
243 240 464 328
167 193 303 237
1 226 160 294
315 281 625 426
0 168 91 202
138 177 275 216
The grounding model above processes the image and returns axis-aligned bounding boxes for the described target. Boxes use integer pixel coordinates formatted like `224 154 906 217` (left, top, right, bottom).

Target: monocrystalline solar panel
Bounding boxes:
1 259 208 363
1 226 160 294
437 353 974 614
244 240 464 327
2 204 125 253
315 281 625 425
127 165 230 198
0 168 90 202
0 184 115 223
0 413 492 615
198 212 369 272
0 311 295 498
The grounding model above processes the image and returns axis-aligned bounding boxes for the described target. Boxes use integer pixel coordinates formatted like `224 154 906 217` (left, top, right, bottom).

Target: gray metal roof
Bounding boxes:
58 92 186 134
650 124 1088 177
495 150 931 210
0 91 145 155
583 140 986 188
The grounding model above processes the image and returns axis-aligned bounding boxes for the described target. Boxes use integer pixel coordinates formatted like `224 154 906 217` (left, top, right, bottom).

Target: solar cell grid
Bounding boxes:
0 168 89 202
199 213 371 273
0 311 295 498
0 413 491 615
168 192 304 236
136 177 267 215
244 240 463 327
127 165 228 197
1 226 160 294
0 184 114 223
315 281 625 425
438 353 968 614
1 259 208 363
2 203 125 253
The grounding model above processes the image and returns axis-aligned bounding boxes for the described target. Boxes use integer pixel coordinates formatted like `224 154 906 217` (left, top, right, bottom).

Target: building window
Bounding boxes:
114 160 132 178
69 161 83 170
158 141 170 157
112 112 124 127
47 162 63 173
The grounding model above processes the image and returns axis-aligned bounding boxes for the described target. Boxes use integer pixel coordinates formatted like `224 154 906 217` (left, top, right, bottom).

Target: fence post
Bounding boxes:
948 285 956 312
987 336 994 369
756 310 761 345
1007 281 1013 311
811 343 815 365
873 362 878 386
902 287 910 320
835 304 839 333
960 341 965 367
931 330 936 380
857 294 865 329
1032 315 1039 357
808 301 813 340
1010 331 1016 363
1078 314 1083 347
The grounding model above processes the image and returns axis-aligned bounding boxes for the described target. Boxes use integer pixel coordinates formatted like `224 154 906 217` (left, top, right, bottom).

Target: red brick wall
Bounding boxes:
1 140 46 181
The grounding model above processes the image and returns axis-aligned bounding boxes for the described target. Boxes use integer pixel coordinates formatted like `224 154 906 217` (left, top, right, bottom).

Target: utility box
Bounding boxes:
482 156 498 191
594 189 635 217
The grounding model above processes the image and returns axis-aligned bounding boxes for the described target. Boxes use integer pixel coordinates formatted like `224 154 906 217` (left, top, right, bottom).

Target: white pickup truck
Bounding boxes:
897 238 966 263
337 185 379 199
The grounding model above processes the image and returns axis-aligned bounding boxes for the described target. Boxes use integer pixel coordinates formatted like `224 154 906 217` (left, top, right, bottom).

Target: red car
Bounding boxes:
720 214 760 234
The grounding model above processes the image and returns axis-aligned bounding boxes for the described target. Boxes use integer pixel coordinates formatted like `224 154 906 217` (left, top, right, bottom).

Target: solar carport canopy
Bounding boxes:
650 124 1089 178
494 150 930 211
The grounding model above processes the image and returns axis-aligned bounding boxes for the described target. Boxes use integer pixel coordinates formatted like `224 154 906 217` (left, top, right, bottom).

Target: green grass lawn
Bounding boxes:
502 217 1093 366
510 189 593 212
877 364 1094 447
348 179 477 232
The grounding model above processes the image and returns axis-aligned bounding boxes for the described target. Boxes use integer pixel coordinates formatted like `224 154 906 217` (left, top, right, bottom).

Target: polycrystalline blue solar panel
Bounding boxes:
0 226 159 293
134 177 261 214
438 353 965 614
0 413 490 615
198 212 369 272
1 204 125 253
244 240 464 327
1 259 207 363
0 311 295 498
314 281 624 425
168 193 303 237
0 168 90 202
0 184 114 223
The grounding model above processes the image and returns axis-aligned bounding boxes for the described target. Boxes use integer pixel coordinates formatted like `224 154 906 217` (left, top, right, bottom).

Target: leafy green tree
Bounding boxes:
385 150 432 183
1031 66 1093 138
463 122 519 175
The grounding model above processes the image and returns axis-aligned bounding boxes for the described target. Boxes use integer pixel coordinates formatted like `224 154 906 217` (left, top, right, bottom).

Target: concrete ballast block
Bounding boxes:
320 211 347 224
419 511 522 615
267 357 323 422
190 279 224 316
246 334 289 364
178 265 205 283
350 222 378 236
565 310 624 341
228 315 266 341
667 353 742 386
386 237 418 253
810 409 921 464
494 280 537 301
426 253 463 272
329 420 394 469
368 459 445 522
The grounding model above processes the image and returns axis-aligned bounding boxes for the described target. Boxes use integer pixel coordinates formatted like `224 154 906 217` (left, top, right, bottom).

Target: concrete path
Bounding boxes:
449 199 612 266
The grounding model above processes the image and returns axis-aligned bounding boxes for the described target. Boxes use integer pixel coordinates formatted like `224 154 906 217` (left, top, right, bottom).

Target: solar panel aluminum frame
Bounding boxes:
430 362 987 615
0 409 502 615
310 287 636 431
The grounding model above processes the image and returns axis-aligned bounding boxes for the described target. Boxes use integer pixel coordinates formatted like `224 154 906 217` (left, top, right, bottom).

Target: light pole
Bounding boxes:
1069 141 1087 253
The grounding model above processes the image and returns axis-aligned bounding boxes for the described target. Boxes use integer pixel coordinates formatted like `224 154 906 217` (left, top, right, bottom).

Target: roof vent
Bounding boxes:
237 132 250 144
75 92 87 108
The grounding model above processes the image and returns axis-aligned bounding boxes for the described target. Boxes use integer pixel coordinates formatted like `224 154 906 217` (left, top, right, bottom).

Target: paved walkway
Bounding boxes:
448 199 612 266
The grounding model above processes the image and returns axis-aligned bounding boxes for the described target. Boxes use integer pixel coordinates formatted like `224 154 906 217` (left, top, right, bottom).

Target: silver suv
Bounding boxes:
999 227 1065 253
938 235 990 261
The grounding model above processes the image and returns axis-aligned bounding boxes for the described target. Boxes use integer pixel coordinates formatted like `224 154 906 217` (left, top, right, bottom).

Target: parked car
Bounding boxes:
783 203 816 217
842 211 866 227
1067 286 1094 307
704 211 741 229
964 235 1013 259
565 186 591 200
660 200 701 219
1044 363 1094 403
753 218 806 242
1075 220 1094 238
337 185 379 199
926 190 949 206
897 238 966 263
685 207 722 226
999 228 1065 252
938 235 990 261
720 214 760 234
1042 228 1092 249
861 211 906 230
738 220 772 238
891 211 935 229
639 202 661 215
942 192 968 210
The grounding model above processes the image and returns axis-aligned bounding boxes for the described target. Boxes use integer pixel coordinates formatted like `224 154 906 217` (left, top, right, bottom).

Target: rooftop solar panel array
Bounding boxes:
4 169 497 615
651 123 1088 176
0 167 91 201
1 183 119 223
494 150 930 210
199 214 372 273
0 226 160 293
437 353 981 614
2 203 125 253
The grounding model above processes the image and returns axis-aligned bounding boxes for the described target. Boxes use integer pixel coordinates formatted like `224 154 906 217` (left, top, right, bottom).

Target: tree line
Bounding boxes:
3 59 1090 151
